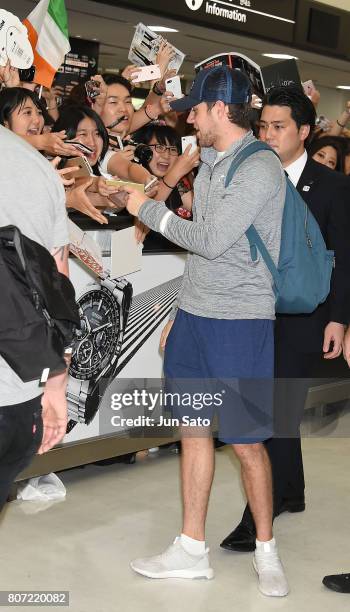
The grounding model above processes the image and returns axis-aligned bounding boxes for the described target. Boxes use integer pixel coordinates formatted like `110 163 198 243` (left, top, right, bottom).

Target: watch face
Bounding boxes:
69 286 120 380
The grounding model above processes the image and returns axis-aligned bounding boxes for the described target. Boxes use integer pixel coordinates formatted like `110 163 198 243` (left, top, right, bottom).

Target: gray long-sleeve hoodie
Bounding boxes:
139 131 286 320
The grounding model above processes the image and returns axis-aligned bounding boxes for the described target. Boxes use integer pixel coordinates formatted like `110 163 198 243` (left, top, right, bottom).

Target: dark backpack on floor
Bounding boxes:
0 225 80 382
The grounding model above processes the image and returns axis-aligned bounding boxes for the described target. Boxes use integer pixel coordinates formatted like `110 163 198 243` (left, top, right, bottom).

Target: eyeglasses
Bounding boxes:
148 144 179 156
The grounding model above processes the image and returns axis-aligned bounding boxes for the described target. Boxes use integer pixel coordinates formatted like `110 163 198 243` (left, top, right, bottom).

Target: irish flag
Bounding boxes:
23 0 70 88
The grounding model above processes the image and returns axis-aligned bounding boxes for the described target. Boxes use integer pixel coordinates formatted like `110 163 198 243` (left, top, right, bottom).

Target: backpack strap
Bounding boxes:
245 225 280 289
224 140 277 188
225 140 281 286
12 227 26 271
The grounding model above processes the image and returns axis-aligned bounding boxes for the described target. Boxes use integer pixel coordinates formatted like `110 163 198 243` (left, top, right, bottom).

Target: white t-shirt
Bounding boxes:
214 150 227 165
99 148 116 178
0 127 69 406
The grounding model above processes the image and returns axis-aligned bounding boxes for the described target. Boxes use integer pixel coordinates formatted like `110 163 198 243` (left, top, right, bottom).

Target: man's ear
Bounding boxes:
213 100 227 120
299 124 310 143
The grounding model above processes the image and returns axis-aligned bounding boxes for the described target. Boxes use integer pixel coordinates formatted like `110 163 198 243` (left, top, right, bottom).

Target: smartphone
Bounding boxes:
65 156 94 178
131 64 162 83
18 66 35 83
316 115 332 132
144 176 158 192
65 141 94 155
181 135 197 155
106 179 145 194
251 94 262 109
165 76 182 99
85 80 100 99
302 80 316 99
54 95 63 109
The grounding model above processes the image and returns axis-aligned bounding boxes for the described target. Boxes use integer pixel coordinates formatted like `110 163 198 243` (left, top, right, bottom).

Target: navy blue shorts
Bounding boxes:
164 309 274 444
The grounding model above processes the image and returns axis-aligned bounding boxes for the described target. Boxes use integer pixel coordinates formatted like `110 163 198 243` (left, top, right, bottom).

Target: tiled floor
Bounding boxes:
1 434 349 612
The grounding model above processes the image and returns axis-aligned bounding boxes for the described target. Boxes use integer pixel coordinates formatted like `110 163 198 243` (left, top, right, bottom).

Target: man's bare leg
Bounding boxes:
232 442 288 597
232 442 273 541
130 429 215 580
181 432 215 541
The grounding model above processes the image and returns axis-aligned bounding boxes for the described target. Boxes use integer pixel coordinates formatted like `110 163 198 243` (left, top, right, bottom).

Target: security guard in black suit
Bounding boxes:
221 86 350 552
323 326 350 594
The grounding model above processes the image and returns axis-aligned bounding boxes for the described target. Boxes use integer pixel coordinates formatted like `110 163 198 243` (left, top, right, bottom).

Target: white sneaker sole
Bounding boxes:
252 557 290 597
130 562 214 580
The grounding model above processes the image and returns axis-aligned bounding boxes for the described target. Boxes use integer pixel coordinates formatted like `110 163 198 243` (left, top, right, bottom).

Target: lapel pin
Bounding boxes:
303 185 311 192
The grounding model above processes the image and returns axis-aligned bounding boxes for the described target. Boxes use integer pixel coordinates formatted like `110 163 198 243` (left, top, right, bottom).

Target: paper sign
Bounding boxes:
261 59 302 93
68 219 104 277
129 23 185 73
111 227 143 278
0 9 33 69
106 179 145 194
195 52 265 99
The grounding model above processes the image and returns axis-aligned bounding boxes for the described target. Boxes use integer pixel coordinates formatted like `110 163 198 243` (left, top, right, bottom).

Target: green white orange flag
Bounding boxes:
23 0 70 88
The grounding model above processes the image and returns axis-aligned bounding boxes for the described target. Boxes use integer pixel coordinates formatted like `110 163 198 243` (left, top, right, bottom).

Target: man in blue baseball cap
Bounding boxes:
170 64 252 113
121 64 289 597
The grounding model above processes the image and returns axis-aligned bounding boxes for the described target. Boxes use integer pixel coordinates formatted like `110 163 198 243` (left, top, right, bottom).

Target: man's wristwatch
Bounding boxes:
66 273 132 431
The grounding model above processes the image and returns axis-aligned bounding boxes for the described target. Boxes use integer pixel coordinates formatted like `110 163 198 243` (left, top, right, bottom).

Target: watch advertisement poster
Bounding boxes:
64 246 186 444
54 37 100 100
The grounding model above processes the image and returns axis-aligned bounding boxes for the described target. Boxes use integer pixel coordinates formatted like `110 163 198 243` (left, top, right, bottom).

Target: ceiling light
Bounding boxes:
263 53 298 60
147 26 179 33
337 85 350 90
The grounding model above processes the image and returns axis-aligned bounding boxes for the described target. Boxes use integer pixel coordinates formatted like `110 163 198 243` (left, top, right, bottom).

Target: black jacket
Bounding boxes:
276 157 350 354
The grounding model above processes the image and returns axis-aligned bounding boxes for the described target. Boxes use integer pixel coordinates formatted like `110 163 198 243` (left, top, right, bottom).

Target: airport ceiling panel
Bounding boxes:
3 0 350 89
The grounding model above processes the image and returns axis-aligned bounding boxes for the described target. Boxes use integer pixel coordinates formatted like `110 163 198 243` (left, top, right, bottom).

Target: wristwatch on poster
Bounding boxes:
66 273 132 431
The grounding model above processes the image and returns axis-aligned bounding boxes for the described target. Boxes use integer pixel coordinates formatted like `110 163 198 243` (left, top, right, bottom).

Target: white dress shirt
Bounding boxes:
284 150 308 187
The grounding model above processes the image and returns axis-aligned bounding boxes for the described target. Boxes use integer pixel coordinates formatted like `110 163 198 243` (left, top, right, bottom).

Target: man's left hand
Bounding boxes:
342 327 350 368
38 371 68 454
323 321 345 359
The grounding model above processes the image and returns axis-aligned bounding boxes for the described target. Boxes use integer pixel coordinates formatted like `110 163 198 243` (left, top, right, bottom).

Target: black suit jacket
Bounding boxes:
276 157 350 354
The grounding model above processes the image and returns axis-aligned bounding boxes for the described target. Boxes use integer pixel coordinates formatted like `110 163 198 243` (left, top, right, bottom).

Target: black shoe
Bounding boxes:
323 573 350 593
275 496 305 517
220 521 256 552
220 496 305 553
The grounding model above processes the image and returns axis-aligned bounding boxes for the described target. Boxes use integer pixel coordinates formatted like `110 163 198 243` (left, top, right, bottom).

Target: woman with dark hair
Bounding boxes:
53 105 110 175
307 135 346 172
132 123 199 217
0 87 81 158
53 104 156 189
52 105 133 223
0 86 45 135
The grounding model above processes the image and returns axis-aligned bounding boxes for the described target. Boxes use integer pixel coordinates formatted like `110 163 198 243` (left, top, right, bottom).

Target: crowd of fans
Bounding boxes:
1 45 348 234
2 21 350 599
0 43 199 235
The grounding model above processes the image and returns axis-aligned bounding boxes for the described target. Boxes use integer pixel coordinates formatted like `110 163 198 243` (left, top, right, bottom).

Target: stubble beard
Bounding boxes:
198 129 215 148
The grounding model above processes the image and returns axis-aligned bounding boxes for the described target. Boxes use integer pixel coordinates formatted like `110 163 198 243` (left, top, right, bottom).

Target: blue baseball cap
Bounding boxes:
170 65 252 112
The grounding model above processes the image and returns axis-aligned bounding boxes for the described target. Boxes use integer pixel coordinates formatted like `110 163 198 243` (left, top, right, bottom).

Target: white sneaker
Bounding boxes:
130 537 214 580
253 541 289 597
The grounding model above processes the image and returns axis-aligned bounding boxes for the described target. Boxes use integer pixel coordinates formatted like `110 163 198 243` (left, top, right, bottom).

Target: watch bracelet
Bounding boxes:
67 276 132 424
